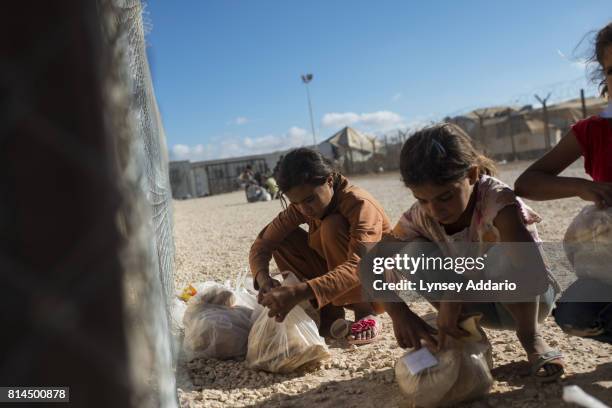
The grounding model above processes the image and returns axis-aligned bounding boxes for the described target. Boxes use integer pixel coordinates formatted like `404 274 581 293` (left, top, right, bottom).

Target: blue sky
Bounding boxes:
145 1 610 161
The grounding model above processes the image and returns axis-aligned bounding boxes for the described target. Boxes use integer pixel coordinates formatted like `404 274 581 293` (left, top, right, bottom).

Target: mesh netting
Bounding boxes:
109 1 178 406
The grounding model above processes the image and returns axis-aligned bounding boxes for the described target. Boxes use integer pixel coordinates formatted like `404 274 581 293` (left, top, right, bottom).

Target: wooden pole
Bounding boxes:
580 89 587 119
535 93 552 150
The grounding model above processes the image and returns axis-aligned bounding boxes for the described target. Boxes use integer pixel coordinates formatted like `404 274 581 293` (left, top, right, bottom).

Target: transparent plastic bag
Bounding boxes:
182 273 259 360
395 315 493 407
278 272 321 327
233 269 263 319
564 205 612 281
246 303 330 373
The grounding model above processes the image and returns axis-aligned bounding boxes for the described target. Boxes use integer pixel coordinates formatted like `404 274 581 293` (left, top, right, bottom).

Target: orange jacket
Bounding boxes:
249 175 391 308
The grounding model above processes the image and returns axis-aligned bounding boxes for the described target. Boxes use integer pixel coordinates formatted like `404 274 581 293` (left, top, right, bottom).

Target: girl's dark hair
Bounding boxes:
400 123 496 186
276 148 338 193
587 22 612 97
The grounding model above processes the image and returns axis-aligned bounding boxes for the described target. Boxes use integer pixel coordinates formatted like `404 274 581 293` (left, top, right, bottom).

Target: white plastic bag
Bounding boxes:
246 296 330 373
171 297 188 331
395 315 493 407
232 269 264 319
564 205 612 281
182 274 259 360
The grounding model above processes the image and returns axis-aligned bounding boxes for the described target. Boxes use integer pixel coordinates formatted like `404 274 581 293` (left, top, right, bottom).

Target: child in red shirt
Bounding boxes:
515 22 612 344
572 112 612 184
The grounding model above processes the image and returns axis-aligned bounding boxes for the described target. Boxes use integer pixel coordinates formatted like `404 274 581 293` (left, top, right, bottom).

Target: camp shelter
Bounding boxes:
318 126 380 172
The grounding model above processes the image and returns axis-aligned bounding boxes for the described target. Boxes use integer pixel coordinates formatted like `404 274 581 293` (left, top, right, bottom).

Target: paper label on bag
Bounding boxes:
402 347 439 375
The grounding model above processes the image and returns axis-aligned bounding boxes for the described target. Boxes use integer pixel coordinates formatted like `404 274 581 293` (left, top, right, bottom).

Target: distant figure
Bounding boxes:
246 183 272 203
239 165 261 202
254 171 265 187
264 174 280 199
238 165 255 186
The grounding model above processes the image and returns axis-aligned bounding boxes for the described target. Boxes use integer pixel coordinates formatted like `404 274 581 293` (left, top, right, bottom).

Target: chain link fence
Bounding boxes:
1 1 177 407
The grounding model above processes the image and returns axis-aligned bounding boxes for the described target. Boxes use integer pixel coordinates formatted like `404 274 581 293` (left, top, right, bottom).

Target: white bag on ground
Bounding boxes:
246 303 330 373
395 315 493 407
564 205 612 281
182 280 257 360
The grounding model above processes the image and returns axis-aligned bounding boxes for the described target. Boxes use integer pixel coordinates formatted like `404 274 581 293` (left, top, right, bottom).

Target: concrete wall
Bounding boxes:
191 165 209 197
169 161 195 199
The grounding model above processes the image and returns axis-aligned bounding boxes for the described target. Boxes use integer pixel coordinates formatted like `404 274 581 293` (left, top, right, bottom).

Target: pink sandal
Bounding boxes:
348 316 382 345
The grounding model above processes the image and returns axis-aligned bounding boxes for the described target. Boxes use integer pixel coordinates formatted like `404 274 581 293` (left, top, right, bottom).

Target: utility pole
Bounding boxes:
301 74 317 147
535 93 552 149
580 89 587 119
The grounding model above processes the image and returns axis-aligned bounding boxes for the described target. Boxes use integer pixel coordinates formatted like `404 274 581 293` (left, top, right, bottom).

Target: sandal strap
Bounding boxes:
350 318 377 335
531 350 564 374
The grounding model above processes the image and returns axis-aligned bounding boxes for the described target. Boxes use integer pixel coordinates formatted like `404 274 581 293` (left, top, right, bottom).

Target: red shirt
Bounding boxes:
572 116 612 182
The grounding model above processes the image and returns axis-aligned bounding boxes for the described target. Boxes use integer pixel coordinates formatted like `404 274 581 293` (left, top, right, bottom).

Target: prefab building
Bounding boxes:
169 150 287 198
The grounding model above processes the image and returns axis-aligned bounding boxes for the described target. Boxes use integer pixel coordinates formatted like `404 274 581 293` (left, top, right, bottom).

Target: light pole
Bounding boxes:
301 73 317 147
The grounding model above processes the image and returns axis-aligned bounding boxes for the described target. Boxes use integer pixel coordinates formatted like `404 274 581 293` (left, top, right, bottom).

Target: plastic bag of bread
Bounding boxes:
564 205 612 282
395 314 493 407
182 283 254 360
246 303 330 373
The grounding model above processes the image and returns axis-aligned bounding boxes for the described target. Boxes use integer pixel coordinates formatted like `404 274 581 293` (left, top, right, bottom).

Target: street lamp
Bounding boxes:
301 73 317 147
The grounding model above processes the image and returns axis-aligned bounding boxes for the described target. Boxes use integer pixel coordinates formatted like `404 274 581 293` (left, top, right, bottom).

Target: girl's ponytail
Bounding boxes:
475 154 497 177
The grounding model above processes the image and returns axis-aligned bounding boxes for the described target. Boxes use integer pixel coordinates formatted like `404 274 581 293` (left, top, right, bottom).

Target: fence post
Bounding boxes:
535 93 552 149
580 89 587 119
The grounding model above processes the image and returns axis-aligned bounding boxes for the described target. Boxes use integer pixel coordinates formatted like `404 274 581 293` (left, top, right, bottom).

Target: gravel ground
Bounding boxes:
173 160 612 408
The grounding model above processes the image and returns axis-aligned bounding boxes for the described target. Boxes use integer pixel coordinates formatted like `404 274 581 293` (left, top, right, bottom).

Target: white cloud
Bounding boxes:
169 126 311 161
360 111 404 127
240 126 311 154
234 116 249 125
321 112 361 128
557 49 588 70
171 143 208 161
172 144 190 157
287 126 309 141
572 59 588 70
321 110 406 133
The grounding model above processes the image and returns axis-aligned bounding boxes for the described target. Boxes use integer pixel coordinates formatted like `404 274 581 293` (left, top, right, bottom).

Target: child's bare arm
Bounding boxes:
514 130 587 200
493 206 548 294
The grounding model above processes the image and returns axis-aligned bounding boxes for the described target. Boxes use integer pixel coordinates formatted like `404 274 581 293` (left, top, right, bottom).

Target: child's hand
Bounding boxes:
259 282 313 322
256 275 281 303
387 303 438 350
437 302 469 351
577 180 612 209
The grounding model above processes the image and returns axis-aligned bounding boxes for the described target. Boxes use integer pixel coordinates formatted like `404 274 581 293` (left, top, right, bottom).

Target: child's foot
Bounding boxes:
348 314 382 345
518 331 564 382
319 304 346 337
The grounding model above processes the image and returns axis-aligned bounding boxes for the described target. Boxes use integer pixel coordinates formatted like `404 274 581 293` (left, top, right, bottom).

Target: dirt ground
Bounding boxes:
173 160 612 408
